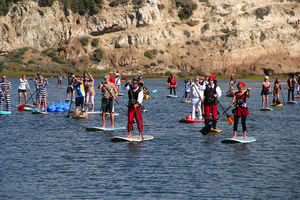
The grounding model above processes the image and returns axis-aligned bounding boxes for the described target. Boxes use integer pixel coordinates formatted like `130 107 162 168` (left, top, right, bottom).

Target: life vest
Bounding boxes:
204 85 217 105
128 86 141 107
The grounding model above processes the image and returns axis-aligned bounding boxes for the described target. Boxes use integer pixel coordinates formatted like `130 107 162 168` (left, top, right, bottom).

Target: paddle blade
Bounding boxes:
152 89 157 93
18 104 26 112
227 115 234 125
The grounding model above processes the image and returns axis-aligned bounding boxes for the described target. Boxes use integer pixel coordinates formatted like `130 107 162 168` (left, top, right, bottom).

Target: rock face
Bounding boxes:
1 0 300 75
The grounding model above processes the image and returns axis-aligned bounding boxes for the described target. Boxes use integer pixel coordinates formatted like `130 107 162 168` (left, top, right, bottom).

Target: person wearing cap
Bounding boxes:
272 78 281 105
124 79 144 139
169 74 177 96
203 76 222 130
73 75 86 114
34 72 42 105
36 76 49 112
230 82 251 139
261 76 271 108
0 75 12 111
287 73 299 101
115 71 122 94
202 72 210 86
99 75 118 128
190 77 204 120
57 72 63 88
18 74 31 105
66 72 75 101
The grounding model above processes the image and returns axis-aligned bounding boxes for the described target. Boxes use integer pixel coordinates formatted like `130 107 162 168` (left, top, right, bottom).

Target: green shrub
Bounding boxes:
144 49 158 59
91 38 99 47
175 0 197 20
0 61 6 72
186 41 191 45
150 62 157 66
93 49 104 62
254 6 271 20
63 0 104 16
109 0 129 7
80 37 89 46
157 60 164 64
3 23 9 32
39 0 56 7
144 65 150 69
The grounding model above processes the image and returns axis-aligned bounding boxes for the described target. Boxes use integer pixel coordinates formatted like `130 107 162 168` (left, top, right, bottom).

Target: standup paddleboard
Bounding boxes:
222 136 256 144
0 111 12 115
86 127 126 131
166 95 178 98
87 111 101 114
111 135 154 142
260 107 273 111
270 104 283 107
181 100 191 104
72 115 88 119
296 96 300 98
32 111 48 115
287 101 297 104
200 128 223 135
118 93 124 96
179 118 204 123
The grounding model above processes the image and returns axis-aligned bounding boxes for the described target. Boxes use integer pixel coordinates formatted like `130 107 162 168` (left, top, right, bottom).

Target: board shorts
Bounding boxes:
67 86 73 93
18 89 27 93
261 89 270 96
102 98 113 113
76 96 85 107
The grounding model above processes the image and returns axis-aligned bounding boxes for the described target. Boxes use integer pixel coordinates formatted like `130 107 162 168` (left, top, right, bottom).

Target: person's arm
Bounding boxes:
137 90 143 104
89 73 94 82
26 80 31 92
124 81 130 91
230 95 236 107
7 81 12 94
216 86 222 98
295 78 299 86
247 88 251 98
287 80 289 89
113 85 118 98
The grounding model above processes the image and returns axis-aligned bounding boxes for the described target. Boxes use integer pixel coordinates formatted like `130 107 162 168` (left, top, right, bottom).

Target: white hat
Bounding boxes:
264 76 269 79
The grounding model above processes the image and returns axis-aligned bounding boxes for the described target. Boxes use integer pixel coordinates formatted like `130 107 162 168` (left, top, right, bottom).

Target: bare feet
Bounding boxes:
126 134 132 138
232 136 236 139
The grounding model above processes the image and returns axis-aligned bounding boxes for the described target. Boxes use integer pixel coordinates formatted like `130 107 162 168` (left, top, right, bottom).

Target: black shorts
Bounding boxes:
67 86 73 93
18 89 27 93
102 98 113 113
76 97 85 107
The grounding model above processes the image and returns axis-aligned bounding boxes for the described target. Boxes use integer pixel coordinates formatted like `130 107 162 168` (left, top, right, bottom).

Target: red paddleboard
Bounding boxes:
179 118 204 123
296 96 300 98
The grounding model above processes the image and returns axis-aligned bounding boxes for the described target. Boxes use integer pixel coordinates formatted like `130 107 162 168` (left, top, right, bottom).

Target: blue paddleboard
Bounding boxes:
0 111 12 115
222 136 256 144
86 127 126 131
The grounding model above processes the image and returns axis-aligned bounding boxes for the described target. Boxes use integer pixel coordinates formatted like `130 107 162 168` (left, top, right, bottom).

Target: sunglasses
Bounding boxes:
133 82 138 84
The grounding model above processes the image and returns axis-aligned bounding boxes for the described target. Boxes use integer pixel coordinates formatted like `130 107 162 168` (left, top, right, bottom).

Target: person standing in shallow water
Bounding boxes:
230 82 251 139
261 76 271 108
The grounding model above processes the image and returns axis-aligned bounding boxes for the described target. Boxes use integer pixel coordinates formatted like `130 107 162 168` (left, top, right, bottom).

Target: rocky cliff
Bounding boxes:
1 0 300 76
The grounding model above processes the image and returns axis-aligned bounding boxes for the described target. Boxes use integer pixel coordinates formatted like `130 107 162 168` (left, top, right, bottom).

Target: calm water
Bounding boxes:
0 78 299 199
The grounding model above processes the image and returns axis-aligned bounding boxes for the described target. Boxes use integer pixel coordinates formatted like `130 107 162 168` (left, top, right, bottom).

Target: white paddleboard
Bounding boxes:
166 95 178 98
118 93 124 96
87 111 101 114
222 136 256 144
260 107 273 111
111 135 154 142
287 101 297 104
86 127 126 131
32 111 48 115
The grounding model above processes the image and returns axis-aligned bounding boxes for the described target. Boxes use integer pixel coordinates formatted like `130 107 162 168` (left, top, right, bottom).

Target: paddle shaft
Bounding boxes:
66 99 73 118
29 89 36 105
280 88 285 105
18 89 37 111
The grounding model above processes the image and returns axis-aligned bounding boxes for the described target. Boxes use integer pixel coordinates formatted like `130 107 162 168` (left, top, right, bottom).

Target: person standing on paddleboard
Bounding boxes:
0 75 12 112
202 73 210 86
203 76 222 130
297 74 300 96
261 76 271 108
190 77 204 120
227 74 236 95
86 73 95 112
74 75 86 115
34 73 42 107
115 71 122 94
230 82 251 139
66 72 75 101
287 73 299 101
57 72 63 88
184 78 192 102
99 75 118 128
169 74 177 96
36 76 48 112
272 78 281 105
18 74 31 105
125 79 144 139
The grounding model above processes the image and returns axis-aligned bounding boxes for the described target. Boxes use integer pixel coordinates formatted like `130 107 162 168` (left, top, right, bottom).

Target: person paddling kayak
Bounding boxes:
203 76 222 130
124 78 144 139
230 82 251 139
99 75 118 128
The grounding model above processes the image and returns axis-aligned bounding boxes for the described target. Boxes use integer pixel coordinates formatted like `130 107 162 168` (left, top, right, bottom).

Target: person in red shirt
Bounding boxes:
169 74 177 96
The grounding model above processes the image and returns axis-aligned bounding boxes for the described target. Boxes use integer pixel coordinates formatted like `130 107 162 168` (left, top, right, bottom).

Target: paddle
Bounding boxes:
18 89 37 112
280 87 285 105
28 89 36 105
217 99 234 125
152 89 157 93
66 99 73 118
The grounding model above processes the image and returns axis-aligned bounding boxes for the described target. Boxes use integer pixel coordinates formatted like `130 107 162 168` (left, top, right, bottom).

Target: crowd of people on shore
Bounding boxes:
1 71 300 139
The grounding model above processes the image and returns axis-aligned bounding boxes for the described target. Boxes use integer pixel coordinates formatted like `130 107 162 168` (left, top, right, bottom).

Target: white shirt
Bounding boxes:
124 85 144 104
203 84 222 98
19 79 30 90
190 83 204 99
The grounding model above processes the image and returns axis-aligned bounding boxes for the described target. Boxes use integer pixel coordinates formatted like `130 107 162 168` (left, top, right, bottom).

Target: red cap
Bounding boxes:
238 82 246 87
209 76 216 80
